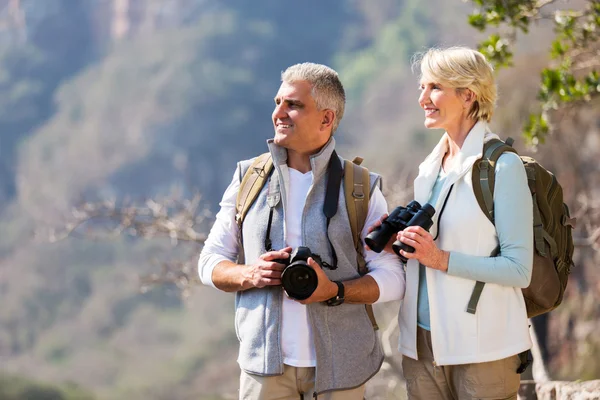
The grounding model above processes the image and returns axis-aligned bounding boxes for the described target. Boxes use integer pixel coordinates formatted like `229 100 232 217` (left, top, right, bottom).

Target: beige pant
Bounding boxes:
402 327 521 400
239 364 366 400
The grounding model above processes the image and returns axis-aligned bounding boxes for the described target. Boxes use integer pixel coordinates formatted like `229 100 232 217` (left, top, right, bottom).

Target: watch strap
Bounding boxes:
326 280 344 306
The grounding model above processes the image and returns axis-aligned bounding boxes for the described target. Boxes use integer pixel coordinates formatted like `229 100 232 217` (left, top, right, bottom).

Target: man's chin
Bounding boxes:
273 134 288 146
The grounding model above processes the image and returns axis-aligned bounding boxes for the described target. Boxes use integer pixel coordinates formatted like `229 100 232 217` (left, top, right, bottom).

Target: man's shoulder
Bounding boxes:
237 153 271 177
338 154 382 193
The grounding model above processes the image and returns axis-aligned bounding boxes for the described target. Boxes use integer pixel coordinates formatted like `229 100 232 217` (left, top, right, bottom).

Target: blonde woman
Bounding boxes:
382 47 533 399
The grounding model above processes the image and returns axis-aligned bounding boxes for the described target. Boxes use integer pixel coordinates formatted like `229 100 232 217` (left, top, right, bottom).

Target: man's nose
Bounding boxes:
273 104 287 119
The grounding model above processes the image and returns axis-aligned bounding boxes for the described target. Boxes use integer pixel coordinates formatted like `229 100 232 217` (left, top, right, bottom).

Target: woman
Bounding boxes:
387 47 533 399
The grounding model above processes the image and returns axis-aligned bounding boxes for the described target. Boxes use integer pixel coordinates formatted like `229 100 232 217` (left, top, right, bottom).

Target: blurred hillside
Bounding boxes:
0 0 597 399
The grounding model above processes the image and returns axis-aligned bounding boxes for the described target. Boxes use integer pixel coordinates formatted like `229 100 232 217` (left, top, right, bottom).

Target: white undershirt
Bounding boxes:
281 168 315 366
198 164 405 368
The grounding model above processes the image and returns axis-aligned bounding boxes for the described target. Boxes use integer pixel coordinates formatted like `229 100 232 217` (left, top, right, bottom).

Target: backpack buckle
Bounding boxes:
353 183 365 199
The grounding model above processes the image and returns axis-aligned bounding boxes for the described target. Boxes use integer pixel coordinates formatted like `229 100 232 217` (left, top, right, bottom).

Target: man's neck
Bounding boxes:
287 150 312 173
286 139 331 173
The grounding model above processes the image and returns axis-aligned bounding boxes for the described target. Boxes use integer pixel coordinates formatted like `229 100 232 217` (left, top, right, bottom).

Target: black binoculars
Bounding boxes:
364 201 436 263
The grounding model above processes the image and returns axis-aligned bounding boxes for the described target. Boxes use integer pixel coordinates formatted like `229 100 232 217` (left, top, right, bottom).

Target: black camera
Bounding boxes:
276 247 325 300
364 200 421 253
392 203 436 263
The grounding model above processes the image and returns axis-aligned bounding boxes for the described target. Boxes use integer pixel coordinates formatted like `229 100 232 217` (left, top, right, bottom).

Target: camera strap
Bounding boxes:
264 170 281 252
322 151 343 269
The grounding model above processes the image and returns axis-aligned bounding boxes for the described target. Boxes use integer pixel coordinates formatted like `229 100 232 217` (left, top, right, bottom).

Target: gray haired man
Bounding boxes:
199 63 405 399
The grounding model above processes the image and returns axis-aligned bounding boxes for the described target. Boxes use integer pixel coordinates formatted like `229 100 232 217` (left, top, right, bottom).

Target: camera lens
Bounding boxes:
281 262 318 300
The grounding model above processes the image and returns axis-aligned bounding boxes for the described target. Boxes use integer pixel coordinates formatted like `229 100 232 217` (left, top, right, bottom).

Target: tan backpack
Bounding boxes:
468 138 576 318
235 153 379 329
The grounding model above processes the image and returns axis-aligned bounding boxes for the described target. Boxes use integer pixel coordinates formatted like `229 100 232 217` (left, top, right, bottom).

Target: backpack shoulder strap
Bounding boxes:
472 138 517 224
344 157 380 330
344 158 370 275
235 153 273 228
467 137 517 315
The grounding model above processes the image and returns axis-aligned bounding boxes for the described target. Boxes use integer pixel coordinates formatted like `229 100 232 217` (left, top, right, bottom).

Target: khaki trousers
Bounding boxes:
402 327 521 400
239 364 366 400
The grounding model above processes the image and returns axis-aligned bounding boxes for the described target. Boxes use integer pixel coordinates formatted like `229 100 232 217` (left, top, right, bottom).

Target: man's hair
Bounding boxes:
281 62 346 134
412 47 497 122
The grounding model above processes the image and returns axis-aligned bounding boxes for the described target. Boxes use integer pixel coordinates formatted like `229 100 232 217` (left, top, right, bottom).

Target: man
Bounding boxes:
199 62 405 399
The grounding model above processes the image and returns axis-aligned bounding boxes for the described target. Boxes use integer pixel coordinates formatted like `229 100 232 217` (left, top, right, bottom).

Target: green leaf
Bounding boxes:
523 113 549 145
478 34 513 69
469 13 488 30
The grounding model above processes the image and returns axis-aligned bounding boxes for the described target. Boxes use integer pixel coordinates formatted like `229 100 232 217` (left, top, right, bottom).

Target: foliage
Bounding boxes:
468 0 600 145
0 0 95 205
0 373 95 400
0 1 596 399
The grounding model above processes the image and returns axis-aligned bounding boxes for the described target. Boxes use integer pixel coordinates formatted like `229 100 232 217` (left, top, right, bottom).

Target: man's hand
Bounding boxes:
364 213 396 254
396 227 449 272
240 247 293 290
294 257 338 305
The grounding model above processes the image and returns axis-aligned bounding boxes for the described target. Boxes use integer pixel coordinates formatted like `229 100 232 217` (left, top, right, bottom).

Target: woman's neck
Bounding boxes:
446 118 478 149
443 119 478 170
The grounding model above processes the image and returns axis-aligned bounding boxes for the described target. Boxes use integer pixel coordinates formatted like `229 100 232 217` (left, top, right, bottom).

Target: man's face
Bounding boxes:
272 80 331 154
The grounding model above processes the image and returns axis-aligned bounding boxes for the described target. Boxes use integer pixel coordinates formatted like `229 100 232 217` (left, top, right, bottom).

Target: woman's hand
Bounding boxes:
396 226 449 272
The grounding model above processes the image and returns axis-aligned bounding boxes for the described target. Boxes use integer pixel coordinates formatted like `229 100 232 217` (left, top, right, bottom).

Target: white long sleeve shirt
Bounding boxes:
199 167 405 367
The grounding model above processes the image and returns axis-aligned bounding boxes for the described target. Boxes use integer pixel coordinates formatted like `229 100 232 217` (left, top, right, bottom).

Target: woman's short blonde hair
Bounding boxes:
413 47 497 122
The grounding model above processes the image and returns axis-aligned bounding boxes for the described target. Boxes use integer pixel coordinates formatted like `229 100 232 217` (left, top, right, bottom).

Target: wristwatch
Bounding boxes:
325 281 345 306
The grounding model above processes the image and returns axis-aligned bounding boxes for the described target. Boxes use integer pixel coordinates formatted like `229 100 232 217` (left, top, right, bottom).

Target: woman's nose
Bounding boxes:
418 90 427 106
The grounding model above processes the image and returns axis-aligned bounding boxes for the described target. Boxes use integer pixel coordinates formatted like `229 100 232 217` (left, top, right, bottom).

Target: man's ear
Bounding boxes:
320 110 335 131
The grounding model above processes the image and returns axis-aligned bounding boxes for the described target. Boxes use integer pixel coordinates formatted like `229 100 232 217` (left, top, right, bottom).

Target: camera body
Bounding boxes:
392 203 436 263
364 200 421 253
277 247 324 300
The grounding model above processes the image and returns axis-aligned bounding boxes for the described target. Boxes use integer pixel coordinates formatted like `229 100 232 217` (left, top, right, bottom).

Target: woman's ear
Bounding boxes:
462 89 475 107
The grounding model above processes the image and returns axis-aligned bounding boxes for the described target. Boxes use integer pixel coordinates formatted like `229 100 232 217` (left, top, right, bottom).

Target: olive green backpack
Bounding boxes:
468 138 576 318
235 153 379 329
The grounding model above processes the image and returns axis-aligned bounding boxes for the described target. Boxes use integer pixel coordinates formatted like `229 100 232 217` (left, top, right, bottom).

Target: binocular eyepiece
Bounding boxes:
364 201 436 263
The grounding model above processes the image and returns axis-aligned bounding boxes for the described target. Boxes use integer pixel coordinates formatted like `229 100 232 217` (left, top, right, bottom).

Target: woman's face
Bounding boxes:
418 79 471 134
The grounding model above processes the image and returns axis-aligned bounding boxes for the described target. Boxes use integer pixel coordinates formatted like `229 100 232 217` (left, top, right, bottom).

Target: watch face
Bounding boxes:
327 297 344 306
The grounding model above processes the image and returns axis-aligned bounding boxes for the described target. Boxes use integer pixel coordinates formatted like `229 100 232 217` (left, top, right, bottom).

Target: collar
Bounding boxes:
414 120 499 203
267 136 336 180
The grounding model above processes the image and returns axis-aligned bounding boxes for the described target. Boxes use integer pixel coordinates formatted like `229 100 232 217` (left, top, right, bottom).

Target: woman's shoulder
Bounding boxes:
495 151 526 179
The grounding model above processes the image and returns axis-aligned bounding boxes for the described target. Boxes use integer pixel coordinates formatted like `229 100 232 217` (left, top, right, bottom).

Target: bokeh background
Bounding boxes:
0 0 598 399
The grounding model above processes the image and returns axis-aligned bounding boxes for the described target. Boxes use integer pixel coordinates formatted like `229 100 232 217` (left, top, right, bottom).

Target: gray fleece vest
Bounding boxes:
234 137 384 394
